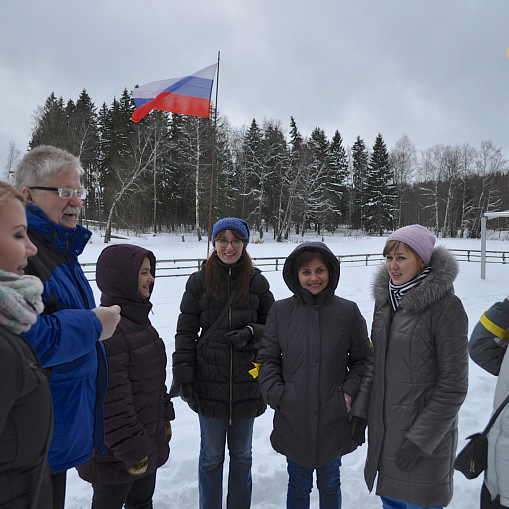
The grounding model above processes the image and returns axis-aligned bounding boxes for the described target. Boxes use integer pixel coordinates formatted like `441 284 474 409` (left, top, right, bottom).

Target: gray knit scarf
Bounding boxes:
388 265 432 311
0 269 44 335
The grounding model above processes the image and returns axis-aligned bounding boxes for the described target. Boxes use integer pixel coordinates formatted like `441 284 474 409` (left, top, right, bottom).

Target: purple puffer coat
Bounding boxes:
77 244 174 485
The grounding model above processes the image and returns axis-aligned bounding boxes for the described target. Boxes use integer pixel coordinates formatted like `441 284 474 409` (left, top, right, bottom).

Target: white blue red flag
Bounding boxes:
131 64 217 123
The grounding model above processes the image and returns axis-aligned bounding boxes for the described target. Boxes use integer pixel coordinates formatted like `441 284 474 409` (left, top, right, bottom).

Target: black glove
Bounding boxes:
350 416 368 446
394 439 422 471
224 326 253 348
180 383 199 407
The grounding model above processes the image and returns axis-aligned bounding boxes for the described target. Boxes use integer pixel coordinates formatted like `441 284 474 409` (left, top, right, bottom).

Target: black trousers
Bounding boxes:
482 483 509 509
50 470 67 509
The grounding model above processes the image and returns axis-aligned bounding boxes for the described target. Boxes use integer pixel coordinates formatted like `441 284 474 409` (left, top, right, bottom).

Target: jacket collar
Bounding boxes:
372 246 458 313
26 203 92 257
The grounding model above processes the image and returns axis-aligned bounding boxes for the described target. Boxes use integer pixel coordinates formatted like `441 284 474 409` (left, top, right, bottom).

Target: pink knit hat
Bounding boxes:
386 224 436 264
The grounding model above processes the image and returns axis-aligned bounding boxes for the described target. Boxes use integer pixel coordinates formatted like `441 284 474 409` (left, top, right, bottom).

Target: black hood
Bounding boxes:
283 242 340 304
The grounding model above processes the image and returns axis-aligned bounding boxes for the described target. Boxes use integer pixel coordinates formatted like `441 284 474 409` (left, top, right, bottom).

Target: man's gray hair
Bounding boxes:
14 145 84 191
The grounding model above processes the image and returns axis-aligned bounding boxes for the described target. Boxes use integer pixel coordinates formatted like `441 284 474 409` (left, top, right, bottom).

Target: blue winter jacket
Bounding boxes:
21 204 108 472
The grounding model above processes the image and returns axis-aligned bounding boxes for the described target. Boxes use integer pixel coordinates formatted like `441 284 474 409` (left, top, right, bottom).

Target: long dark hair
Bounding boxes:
205 229 253 307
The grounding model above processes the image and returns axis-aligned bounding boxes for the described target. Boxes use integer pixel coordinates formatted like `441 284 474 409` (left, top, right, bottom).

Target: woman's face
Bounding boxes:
298 257 329 295
385 243 425 285
138 257 154 298
215 230 244 265
0 197 37 275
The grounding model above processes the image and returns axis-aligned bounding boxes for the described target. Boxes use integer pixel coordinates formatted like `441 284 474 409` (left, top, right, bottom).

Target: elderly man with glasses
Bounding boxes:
15 145 121 509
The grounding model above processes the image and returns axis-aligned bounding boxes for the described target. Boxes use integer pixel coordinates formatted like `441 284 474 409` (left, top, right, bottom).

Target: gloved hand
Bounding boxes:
165 421 172 443
395 439 422 471
180 383 199 407
350 416 368 446
224 326 253 348
126 456 148 477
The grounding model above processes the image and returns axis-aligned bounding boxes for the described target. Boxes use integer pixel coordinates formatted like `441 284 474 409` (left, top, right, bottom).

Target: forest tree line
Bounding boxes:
4 88 509 242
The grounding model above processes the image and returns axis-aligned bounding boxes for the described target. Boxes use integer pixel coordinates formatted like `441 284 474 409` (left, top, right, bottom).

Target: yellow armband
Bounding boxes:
480 312 509 340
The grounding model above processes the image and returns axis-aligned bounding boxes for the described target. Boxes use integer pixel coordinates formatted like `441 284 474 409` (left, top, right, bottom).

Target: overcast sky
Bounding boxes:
1 0 508 173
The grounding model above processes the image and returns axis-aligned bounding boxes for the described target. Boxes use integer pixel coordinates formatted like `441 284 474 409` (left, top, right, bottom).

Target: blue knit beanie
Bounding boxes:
212 218 250 246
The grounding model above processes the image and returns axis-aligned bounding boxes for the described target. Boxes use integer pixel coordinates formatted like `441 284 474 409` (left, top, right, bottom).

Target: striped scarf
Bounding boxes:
389 266 432 311
0 269 44 335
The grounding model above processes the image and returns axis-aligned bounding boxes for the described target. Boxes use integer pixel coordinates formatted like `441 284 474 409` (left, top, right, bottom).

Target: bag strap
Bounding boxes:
481 391 509 435
196 289 236 350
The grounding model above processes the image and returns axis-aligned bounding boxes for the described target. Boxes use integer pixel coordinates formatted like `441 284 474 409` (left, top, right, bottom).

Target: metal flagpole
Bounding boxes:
206 51 220 257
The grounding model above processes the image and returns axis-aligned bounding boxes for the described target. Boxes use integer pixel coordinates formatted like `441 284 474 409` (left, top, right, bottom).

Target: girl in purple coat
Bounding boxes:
77 244 174 509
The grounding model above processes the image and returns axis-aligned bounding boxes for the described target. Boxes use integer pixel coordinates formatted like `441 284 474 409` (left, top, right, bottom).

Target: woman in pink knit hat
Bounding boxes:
350 224 469 509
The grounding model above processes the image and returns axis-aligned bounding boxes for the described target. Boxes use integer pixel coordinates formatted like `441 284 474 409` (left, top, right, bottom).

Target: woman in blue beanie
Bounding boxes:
350 225 469 509
173 218 274 509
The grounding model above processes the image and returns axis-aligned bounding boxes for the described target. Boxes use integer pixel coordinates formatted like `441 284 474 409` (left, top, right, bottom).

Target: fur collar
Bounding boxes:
372 246 458 313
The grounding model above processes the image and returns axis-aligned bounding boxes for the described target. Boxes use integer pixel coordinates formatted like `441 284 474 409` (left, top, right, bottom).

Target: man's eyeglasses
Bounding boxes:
217 238 244 247
30 186 87 199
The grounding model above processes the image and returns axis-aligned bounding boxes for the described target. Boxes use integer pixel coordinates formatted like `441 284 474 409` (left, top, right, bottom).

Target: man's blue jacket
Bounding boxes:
22 204 108 472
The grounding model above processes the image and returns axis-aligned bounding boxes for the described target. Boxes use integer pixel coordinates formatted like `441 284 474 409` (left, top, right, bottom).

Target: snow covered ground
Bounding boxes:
62 229 509 508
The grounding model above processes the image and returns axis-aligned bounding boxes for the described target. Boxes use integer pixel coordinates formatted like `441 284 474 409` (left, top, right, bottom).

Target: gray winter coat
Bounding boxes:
257 242 369 469
351 246 468 507
469 298 509 507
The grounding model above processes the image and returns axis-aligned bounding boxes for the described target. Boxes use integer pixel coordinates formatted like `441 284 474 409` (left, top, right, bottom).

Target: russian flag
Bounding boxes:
131 64 217 123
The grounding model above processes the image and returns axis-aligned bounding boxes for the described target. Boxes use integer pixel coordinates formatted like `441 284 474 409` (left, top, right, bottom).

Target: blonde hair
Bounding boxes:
383 240 423 261
0 180 26 208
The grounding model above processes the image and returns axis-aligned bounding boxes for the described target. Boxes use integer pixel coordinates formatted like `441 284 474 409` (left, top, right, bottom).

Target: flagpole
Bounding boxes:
207 51 220 257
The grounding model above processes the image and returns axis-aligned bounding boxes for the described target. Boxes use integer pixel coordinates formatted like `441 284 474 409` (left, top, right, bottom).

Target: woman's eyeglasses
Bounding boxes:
217 238 244 247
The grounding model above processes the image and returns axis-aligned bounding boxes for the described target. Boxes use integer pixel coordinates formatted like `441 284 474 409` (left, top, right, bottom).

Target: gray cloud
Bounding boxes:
1 0 508 172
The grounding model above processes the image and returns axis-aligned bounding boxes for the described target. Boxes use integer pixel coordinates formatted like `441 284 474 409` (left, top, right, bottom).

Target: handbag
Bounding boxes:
169 289 237 398
454 391 509 479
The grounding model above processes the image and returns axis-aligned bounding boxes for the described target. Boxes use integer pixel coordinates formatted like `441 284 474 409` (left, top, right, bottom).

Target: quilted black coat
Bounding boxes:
77 244 174 485
172 255 274 421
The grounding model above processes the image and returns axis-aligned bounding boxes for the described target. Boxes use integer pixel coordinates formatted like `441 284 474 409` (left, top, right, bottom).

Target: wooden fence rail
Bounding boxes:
80 249 509 281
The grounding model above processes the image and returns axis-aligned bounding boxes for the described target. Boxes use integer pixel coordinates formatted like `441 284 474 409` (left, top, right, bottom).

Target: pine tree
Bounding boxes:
281 116 305 238
68 90 100 224
242 119 265 234
289 116 303 152
325 130 349 232
262 120 288 239
29 93 68 149
351 136 369 230
362 133 396 234
307 127 329 235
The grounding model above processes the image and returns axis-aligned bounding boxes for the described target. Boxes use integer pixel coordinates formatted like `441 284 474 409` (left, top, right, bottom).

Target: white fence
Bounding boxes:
81 249 509 281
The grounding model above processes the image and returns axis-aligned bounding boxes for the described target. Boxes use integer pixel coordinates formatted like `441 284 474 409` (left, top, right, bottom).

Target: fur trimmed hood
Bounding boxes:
372 246 459 313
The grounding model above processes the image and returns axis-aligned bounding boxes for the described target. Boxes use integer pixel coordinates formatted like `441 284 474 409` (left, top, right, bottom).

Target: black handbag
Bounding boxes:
454 392 509 479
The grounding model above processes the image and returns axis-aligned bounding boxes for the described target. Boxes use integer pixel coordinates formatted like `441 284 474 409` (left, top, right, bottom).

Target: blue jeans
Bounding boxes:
381 496 442 509
286 457 342 509
198 415 254 509
91 471 156 509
